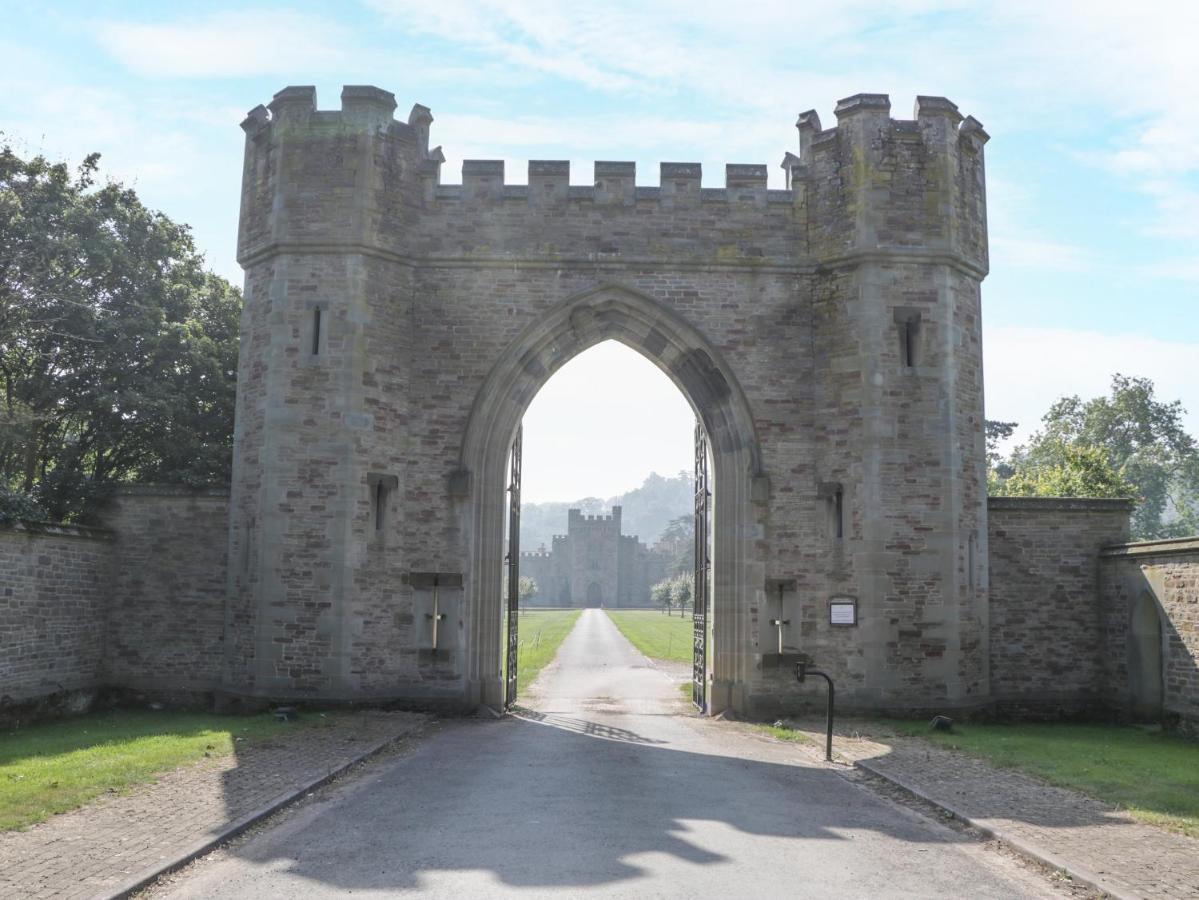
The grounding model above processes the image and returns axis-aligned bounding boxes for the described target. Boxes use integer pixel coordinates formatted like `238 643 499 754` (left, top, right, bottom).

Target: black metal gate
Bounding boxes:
504 425 522 710
693 421 710 712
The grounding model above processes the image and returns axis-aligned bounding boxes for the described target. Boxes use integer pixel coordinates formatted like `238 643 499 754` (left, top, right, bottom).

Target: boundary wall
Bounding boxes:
0 487 228 722
2 487 1197 729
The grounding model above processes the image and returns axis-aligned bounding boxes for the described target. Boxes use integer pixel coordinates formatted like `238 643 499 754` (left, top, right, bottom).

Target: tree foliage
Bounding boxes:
0 146 241 522
991 375 1199 539
518 576 538 603
995 441 1136 500
652 572 694 615
655 513 695 577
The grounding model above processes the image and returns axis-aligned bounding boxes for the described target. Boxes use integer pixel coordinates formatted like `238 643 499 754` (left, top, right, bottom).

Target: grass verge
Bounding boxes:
605 609 693 664
756 723 813 744
0 710 336 832
512 608 582 692
880 720 1199 838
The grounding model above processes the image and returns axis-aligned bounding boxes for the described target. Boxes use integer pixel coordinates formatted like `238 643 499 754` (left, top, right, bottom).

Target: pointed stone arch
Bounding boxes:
457 283 767 712
1129 590 1164 719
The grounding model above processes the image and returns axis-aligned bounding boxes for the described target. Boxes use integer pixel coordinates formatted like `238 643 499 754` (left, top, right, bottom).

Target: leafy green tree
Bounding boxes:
671 573 693 616
651 578 673 613
0 146 241 522
518 576 538 604
656 513 694 576
995 442 1135 500
993 375 1199 538
985 419 1018 492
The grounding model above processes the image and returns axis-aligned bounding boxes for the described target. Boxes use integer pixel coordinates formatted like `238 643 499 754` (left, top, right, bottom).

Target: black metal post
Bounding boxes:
796 662 835 762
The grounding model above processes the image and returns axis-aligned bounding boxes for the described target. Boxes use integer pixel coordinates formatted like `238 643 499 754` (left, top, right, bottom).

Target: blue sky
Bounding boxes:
3 1 1195 501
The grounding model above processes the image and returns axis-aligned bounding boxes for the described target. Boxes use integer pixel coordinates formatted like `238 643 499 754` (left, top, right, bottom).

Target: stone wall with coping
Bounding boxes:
100 486 230 696
986 497 1132 715
0 521 111 711
1100 538 1199 735
0 487 229 717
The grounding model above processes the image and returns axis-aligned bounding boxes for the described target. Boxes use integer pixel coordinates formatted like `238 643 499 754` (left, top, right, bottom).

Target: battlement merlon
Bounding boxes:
238 86 988 277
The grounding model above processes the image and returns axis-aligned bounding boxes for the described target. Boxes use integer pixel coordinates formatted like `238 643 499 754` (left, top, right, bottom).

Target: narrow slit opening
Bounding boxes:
312 307 322 355
902 318 918 368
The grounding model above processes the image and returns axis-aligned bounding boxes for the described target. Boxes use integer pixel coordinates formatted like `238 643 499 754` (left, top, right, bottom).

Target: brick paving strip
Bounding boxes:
777 721 1199 900
0 710 428 900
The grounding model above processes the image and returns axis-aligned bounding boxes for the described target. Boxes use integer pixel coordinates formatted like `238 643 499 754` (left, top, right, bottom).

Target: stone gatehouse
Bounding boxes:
2 84 1196 730
520 507 668 608
228 84 992 715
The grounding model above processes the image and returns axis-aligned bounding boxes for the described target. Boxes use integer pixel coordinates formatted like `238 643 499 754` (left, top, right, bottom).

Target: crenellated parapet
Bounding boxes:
236 85 439 265
787 93 989 275
238 85 987 274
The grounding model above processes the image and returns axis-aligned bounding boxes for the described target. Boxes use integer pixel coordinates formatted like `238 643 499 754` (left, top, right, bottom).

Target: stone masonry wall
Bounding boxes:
0 522 111 710
0 488 229 716
986 497 1131 715
1100 539 1199 734
99 487 230 696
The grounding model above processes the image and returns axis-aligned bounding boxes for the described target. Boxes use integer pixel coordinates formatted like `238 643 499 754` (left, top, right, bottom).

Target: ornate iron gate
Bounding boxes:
504 425 523 710
693 421 710 712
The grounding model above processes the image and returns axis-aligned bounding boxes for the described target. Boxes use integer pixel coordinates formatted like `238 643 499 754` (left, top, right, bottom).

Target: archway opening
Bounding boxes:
500 340 708 709
460 283 764 717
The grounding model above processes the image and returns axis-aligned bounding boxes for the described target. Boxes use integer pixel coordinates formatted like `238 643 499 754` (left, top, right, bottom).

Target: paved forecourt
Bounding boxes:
156 610 1061 898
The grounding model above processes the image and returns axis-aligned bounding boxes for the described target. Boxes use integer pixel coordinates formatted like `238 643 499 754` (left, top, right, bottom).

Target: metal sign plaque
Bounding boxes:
829 597 857 626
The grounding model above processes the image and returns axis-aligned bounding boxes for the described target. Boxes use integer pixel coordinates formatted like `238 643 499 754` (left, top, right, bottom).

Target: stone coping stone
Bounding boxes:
987 496 1134 512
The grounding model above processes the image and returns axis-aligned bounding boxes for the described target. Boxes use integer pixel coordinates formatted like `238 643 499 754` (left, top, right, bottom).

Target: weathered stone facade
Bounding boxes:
100 486 230 696
520 506 668 608
0 521 110 712
986 497 1132 716
228 84 991 714
1101 538 1199 735
0 488 228 721
2 489 1197 728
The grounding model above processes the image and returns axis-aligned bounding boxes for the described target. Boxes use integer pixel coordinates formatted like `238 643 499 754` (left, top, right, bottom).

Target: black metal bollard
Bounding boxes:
796 662 835 762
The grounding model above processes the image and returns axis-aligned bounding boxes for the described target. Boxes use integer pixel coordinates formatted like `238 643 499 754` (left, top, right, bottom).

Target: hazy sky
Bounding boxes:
522 342 694 502
3 2 1195 502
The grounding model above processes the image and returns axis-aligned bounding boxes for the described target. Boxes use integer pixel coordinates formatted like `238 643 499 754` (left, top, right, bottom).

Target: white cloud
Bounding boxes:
96 10 354 78
984 324 1199 449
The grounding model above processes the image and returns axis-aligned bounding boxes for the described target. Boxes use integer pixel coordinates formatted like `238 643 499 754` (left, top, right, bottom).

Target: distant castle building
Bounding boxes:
520 506 668 607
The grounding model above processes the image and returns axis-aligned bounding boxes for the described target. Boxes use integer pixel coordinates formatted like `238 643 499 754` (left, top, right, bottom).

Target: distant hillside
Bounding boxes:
520 471 692 551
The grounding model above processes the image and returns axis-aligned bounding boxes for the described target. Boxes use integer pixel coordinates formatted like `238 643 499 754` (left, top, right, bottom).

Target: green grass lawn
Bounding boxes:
605 609 694 664
0 709 334 832
881 720 1199 838
511 608 582 692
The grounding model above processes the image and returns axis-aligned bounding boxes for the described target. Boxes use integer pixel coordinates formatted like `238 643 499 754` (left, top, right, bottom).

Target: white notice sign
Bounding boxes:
829 598 857 626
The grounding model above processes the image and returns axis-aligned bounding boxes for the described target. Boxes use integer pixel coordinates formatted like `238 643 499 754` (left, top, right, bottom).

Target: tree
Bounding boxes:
651 578 673 614
992 375 1199 539
671 573 693 616
0 146 241 522
996 442 1135 500
985 419 1018 491
518 576 538 604
656 513 694 576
